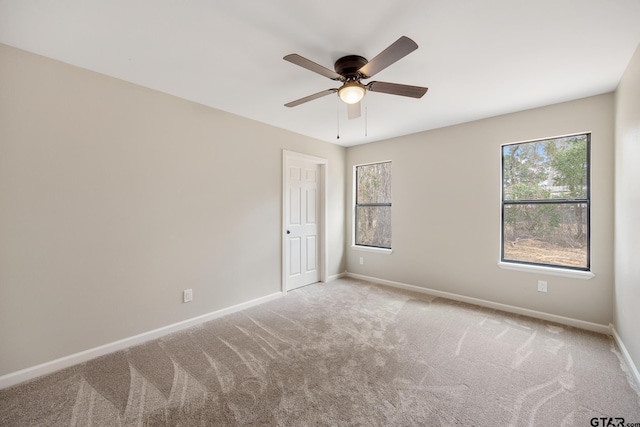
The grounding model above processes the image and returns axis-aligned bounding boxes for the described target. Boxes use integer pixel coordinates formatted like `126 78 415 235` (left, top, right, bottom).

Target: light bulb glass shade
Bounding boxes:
338 81 366 104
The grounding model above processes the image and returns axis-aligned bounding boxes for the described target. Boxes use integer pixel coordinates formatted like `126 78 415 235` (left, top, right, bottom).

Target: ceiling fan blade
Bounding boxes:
367 81 428 98
347 102 361 120
358 36 418 78
284 54 342 80
284 89 338 107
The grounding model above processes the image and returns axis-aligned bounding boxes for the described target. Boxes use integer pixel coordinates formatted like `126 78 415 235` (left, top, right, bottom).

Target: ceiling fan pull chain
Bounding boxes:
364 93 368 137
336 95 340 139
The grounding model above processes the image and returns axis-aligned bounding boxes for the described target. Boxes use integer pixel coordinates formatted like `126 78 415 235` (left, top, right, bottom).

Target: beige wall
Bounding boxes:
0 44 346 376
614 43 640 372
346 94 615 326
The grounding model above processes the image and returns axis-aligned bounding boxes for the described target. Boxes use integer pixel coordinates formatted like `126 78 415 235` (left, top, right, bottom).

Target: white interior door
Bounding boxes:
285 157 319 290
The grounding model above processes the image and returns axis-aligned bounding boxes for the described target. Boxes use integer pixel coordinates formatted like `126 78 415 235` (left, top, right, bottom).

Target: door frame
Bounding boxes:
282 150 328 292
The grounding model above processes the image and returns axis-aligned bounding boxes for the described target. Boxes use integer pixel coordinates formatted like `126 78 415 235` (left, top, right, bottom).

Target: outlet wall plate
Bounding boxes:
537 280 547 292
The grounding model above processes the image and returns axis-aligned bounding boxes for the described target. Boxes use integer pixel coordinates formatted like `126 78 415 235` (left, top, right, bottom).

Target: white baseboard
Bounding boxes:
327 271 347 282
0 291 284 390
610 324 640 389
345 272 611 335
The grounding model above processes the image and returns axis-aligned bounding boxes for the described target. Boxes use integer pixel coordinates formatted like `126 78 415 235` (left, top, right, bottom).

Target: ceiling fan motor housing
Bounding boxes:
334 55 369 79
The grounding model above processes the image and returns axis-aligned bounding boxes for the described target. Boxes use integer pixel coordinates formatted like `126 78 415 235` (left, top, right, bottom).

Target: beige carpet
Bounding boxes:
1 278 639 426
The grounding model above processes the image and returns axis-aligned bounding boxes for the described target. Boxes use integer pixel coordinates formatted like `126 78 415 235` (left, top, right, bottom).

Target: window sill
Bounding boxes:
497 262 594 280
352 245 393 254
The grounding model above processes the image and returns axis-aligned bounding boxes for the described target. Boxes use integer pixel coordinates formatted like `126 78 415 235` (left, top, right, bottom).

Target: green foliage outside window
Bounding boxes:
502 134 589 269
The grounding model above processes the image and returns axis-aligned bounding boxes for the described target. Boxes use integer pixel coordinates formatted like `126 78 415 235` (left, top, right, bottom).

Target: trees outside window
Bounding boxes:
355 162 392 249
502 134 590 270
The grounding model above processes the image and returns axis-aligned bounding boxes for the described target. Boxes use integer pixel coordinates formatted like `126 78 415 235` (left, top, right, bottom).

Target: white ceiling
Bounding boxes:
2 1 640 147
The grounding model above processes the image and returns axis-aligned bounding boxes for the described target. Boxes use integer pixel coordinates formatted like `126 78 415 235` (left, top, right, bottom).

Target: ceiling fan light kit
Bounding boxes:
284 36 428 122
338 81 366 104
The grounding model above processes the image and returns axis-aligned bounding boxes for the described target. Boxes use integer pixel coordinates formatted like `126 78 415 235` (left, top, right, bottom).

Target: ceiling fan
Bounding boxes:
283 36 428 120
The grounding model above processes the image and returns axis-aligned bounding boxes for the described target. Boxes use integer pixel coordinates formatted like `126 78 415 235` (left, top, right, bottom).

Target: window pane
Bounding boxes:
356 206 391 248
503 203 587 268
503 135 588 201
357 162 392 204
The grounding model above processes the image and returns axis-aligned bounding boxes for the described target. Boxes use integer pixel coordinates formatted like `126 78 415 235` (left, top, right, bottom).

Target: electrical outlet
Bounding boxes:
537 280 547 293
359 257 364 265
183 289 193 303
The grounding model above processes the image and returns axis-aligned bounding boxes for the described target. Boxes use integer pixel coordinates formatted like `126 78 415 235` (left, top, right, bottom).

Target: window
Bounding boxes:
501 133 590 270
355 162 392 249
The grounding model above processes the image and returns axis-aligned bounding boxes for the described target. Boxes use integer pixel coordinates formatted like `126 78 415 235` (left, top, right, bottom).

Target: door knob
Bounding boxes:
286 230 291 234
